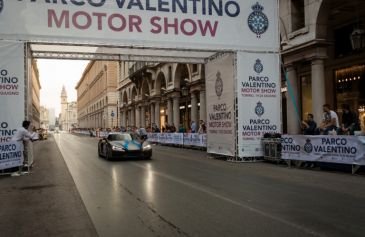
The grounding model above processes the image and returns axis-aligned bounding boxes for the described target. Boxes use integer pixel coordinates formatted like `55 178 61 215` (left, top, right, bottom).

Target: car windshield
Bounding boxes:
107 133 132 141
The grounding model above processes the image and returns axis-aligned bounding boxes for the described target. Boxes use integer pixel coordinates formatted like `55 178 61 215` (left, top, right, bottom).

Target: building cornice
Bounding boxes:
75 60 95 89
281 39 331 66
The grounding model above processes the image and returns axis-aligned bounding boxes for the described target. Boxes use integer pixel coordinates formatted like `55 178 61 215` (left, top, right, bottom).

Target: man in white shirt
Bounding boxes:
11 120 37 166
319 104 339 135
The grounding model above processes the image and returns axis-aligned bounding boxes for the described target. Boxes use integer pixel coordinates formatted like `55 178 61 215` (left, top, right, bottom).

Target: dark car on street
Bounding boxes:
98 132 152 160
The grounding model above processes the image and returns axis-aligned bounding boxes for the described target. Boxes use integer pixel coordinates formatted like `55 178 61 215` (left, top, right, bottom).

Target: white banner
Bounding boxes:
0 1 278 51
281 135 365 165
206 53 235 156
0 141 23 170
172 133 184 145
237 52 281 157
183 133 207 147
147 133 159 143
0 40 25 143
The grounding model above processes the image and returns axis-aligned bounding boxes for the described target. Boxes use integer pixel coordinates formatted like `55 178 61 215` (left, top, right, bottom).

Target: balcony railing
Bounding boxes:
128 62 157 77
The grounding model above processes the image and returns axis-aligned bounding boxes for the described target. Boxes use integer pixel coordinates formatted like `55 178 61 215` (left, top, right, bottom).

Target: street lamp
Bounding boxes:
181 86 189 97
351 1 365 51
350 28 365 50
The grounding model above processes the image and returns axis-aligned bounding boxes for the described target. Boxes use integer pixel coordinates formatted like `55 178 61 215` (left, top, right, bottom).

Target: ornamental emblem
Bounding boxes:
0 0 3 14
255 101 264 117
247 2 269 38
254 59 263 74
215 71 223 99
304 139 313 153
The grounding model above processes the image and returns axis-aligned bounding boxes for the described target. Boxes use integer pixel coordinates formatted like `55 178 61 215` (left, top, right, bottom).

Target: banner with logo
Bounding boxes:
0 141 23 170
206 53 235 156
237 52 281 157
0 40 25 143
281 135 365 165
172 133 184 145
183 133 207 147
0 1 278 51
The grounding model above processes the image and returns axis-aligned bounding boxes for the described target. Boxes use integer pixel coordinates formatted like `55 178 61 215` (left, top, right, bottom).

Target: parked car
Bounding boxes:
37 128 48 140
98 132 152 160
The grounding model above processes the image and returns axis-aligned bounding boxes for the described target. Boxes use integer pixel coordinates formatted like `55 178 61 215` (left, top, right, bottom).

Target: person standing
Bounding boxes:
11 120 38 167
198 120 206 134
190 121 197 133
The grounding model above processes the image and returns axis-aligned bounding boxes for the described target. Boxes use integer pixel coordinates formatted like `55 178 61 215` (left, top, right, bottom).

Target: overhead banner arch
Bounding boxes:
0 1 281 159
0 0 278 52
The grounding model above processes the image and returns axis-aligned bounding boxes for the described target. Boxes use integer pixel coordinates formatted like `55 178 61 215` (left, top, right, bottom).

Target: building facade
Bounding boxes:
280 0 365 134
40 106 49 129
30 59 41 128
117 62 206 131
60 86 78 131
48 108 56 130
76 61 119 129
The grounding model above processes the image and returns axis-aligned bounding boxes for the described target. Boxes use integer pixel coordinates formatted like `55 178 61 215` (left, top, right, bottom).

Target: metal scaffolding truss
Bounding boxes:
30 43 219 63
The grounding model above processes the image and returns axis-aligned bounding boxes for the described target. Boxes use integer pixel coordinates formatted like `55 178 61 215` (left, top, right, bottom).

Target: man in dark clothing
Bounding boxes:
341 104 359 135
301 113 317 135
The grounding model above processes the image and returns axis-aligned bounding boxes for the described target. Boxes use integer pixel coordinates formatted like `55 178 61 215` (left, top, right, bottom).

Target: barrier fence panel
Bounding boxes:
0 141 23 171
72 131 206 148
281 135 365 166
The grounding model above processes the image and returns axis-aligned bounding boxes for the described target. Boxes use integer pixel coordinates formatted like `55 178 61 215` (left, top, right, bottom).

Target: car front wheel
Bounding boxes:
98 145 103 157
106 147 112 160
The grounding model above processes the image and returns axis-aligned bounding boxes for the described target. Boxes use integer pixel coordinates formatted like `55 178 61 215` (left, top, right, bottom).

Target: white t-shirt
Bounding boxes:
323 110 339 127
11 127 37 142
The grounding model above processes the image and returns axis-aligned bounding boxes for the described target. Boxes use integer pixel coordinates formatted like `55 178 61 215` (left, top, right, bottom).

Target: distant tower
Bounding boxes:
61 86 68 129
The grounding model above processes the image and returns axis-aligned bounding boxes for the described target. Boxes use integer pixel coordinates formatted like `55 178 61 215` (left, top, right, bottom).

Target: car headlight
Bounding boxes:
142 144 152 150
112 145 125 151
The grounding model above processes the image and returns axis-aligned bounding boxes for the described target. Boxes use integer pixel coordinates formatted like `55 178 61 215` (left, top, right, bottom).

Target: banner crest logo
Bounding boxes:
304 139 313 153
255 101 264 117
215 71 223 99
247 2 269 38
254 59 263 74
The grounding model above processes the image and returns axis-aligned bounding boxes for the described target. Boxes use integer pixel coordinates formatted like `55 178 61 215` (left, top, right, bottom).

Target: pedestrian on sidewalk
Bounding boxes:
11 120 38 167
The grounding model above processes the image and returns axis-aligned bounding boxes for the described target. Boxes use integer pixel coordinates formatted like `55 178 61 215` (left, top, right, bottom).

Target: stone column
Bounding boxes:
141 105 146 128
155 101 160 127
167 99 173 125
285 65 301 134
135 106 140 128
128 109 132 127
131 107 135 126
173 96 180 129
311 59 326 124
191 92 198 124
122 109 127 127
150 103 155 125
199 90 207 122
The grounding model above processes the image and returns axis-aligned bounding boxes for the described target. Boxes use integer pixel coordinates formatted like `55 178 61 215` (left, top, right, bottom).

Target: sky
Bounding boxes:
37 59 89 116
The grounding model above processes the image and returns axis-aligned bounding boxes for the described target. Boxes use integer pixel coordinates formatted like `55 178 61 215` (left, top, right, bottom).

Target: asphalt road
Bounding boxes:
54 133 365 237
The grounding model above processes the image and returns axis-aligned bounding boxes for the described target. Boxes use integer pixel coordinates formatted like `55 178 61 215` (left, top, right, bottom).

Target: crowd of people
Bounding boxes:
301 103 361 135
72 120 207 137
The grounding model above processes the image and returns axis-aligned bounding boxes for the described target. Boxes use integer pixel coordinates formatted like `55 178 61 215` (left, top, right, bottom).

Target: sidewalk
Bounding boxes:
0 135 98 237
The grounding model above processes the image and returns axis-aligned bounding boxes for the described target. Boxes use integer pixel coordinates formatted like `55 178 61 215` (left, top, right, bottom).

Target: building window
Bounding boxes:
335 65 365 132
291 0 305 32
168 66 172 82
192 64 198 73
334 24 358 58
